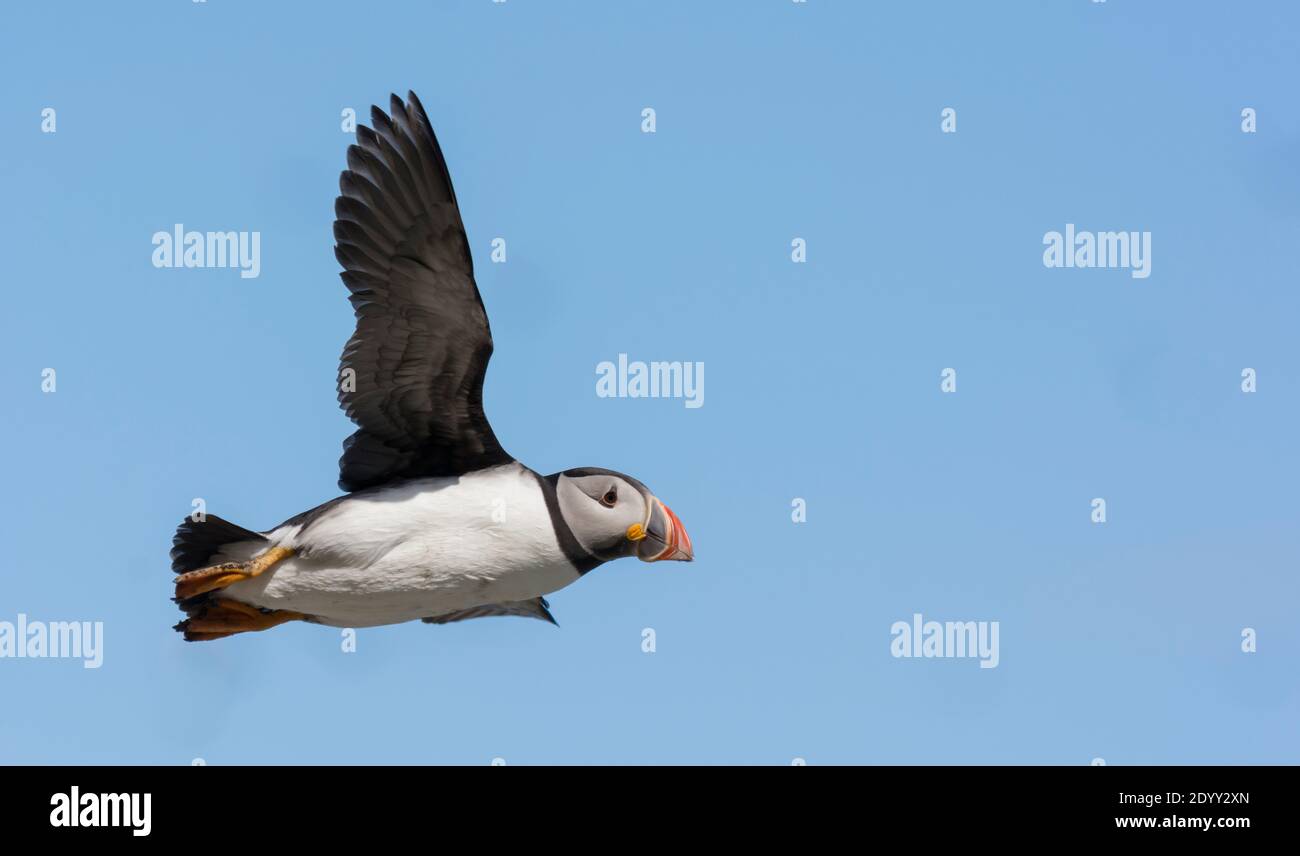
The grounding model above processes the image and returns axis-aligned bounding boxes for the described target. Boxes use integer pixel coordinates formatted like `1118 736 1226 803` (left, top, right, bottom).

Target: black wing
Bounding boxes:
422 598 558 626
333 91 511 491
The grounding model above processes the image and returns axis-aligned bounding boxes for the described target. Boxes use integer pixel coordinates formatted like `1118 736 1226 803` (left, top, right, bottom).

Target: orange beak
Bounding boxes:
637 497 694 562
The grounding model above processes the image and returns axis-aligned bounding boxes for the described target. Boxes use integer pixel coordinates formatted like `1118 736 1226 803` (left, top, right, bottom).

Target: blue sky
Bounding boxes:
2 0 1297 764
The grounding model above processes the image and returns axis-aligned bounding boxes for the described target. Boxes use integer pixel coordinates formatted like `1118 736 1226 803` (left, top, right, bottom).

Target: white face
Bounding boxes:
555 472 652 561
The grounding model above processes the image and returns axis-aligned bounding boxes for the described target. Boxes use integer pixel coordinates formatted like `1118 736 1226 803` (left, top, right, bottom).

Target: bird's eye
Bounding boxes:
600 488 618 507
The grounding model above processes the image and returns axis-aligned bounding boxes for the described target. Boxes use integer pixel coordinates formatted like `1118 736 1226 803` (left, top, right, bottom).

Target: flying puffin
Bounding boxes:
170 91 693 641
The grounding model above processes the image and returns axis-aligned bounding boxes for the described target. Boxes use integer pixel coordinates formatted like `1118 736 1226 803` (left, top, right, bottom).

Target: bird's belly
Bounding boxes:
215 466 581 628
223 552 580 628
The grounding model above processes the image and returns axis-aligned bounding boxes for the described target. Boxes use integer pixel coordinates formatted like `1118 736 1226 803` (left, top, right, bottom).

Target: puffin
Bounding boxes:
170 91 693 641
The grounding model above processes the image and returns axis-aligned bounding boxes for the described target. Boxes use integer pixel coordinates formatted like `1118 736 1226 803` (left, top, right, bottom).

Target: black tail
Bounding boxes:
170 515 266 574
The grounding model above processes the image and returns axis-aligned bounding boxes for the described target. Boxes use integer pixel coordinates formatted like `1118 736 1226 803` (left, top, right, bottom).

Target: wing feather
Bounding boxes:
333 92 511 491
422 598 558 626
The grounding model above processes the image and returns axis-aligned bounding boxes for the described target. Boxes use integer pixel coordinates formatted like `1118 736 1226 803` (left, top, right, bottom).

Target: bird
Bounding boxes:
170 91 693 642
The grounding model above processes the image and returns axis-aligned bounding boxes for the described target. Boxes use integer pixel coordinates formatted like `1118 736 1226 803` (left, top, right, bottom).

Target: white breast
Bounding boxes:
219 463 581 627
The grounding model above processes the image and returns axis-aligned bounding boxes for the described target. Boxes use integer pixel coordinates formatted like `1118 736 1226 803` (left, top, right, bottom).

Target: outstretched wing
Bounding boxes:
422 598 559 626
333 91 511 492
